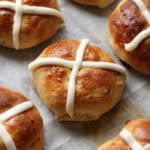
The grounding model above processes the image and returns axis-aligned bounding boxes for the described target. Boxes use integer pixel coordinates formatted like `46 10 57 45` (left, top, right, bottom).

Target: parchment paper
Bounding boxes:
0 0 149 149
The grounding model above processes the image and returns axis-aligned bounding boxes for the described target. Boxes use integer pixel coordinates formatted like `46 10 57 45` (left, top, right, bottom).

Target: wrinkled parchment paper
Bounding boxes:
0 0 149 149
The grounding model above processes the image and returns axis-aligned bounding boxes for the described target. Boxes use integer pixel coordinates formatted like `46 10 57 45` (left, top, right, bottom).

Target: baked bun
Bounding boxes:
29 39 126 121
98 119 150 150
0 87 44 150
109 0 150 75
0 0 64 50
72 0 115 8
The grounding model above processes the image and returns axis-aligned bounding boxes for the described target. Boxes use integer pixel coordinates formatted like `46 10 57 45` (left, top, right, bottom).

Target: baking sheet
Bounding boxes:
0 0 150 149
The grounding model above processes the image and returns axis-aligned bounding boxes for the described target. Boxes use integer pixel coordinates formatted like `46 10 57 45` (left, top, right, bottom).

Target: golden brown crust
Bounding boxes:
31 39 125 121
0 0 63 49
0 87 44 150
109 0 150 75
98 119 150 150
72 0 115 8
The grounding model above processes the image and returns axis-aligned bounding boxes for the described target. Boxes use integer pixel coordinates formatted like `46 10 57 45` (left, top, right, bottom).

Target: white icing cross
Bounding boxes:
0 0 63 49
120 128 150 150
0 101 33 150
125 0 150 52
29 39 126 117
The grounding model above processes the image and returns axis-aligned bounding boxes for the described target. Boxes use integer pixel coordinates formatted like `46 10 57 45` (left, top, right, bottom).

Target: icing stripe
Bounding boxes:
125 27 150 51
120 129 150 150
28 58 74 70
0 1 63 20
0 0 63 49
0 1 15 10
125 0 150 51
0 124 17 150
13 0 22 49
133 0 150 24
0 101 33 122
82 61 126 74
22 6 64 20
28 58 126 75
66 39 89 116
0 101 33 150
120 129 142 150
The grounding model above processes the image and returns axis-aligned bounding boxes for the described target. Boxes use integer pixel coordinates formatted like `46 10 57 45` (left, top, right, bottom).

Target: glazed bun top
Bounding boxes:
109 0 150 74
0 87 43 150
110 0 150 51
72 0 115 8
98 119 150 150
0 0 64 49
119 119 150 149
29 39 126 118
